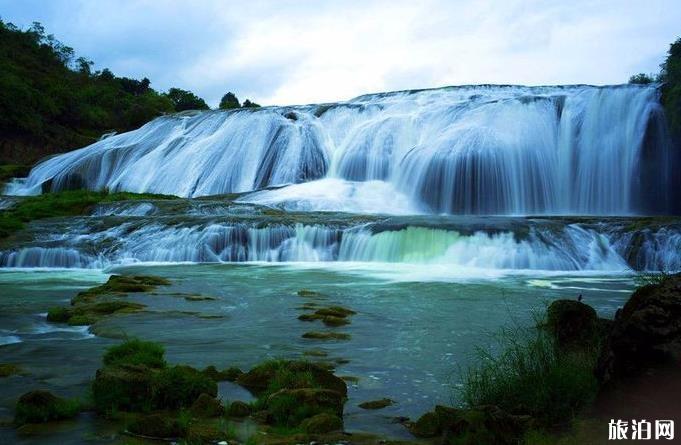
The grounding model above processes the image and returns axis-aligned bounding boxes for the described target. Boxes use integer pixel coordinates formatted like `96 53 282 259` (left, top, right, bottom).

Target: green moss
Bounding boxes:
73 274 170 304
189 393 224 418
0 363 23 377
153 365 218 410
14 390 80 426
92 364 157 414
358 398 393 410
302 331 351 341
0 190 177 238
202 365 243 382
226 400 251 417
103 339 167 369
267 388 344 427
297 289 326 298
127 412 184 438
300 412 343 433
46 306 71 323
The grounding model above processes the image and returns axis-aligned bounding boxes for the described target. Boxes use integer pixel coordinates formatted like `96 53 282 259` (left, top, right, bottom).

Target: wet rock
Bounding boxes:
14 390 80 426
297 289 326 298
154 365 218 409
127 413 183 438
0 363 23 378
597 274 681 384
227 400 252 417
202 365 243 382
408 405 531 444
302 331 351 341
358 398 394 410
545 299 599 350
315 306 356 318
190 393 224 418
92 364 157 413
71 275 170 305
237 360 347 398
300 412 343 433
267 388 345 425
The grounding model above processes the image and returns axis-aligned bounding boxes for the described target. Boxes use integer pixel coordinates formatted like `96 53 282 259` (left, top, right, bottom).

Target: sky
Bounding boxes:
1 0 680 107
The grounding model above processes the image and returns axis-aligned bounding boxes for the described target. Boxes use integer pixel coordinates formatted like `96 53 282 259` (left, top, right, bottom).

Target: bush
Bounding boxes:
153 365 217 409
14 390 80 425
629 73 655 84
103 338 166 369
460 326 598 427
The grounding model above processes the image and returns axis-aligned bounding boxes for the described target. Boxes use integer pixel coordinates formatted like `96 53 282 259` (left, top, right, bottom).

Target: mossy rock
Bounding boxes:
72 275 170 305
227 400 252 417
189 393 224 418
66 314 97 326
315 306 356 318
46 307 71 323
267 388 345 426
154 365 218 410
300 412 343 433
202 365 243 382
409 411 441 437
236 360 347 398
127 412 183 438
321 315 349 327
302 331 351 341
14 390 80 426
297 289 326 298
0 363 23 378
303 349 328 357
408 405 531 444
545 300 599 350
103 338 166 369
92 364 157 413
358 398 394 410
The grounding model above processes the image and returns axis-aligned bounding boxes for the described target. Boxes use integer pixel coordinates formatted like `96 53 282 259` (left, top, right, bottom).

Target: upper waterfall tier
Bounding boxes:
8 84 677 215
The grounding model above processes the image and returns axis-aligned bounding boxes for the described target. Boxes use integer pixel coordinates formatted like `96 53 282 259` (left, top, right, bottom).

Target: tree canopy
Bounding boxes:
0 19 209 164
219 92 240 109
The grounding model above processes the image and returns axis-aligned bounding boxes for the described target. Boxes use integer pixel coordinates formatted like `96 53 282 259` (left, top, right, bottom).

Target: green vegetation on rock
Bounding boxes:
0 363 23 377
0 190 176 238
103 338 167 369
14 390 80 426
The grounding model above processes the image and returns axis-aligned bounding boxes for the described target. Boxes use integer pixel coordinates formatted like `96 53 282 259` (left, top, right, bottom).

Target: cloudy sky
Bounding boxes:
1 0 680 107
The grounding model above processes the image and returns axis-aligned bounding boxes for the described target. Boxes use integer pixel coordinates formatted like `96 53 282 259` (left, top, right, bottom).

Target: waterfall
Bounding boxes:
2 219 678 271
7 84 675 216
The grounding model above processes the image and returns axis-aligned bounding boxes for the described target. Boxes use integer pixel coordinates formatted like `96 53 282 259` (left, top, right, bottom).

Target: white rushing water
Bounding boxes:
7 84 674 215
2 220 677 272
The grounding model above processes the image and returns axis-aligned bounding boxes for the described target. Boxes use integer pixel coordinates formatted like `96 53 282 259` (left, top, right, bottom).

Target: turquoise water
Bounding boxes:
0 263 636 442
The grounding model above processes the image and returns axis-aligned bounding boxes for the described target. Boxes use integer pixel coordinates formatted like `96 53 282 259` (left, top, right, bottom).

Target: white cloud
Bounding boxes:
1 0 680 106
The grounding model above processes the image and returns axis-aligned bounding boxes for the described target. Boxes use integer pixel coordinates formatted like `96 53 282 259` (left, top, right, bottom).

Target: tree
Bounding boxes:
219 92 240 109
660 38 681 133
242 99 261 108
628 73 654 85
163 88 209 112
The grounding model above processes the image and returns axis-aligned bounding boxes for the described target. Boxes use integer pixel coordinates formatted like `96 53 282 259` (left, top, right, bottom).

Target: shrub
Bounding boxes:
460 326 598 427
14 390 80 425
103 338 166 369
153 365 217 409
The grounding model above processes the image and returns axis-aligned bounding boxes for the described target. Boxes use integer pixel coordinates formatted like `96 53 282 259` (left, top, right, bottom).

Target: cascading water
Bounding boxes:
7 84 676 216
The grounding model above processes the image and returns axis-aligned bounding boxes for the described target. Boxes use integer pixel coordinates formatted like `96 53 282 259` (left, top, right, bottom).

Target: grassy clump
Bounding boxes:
14 390 80 425
71 274 170 305
0 190 176 238
103 338 166 369
0 363 23 377
153 365 217 409
461 326 598 427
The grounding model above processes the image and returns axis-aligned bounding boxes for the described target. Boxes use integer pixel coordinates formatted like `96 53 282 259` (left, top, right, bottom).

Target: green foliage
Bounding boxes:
14 390 80 425
660 38 681 133
164 87 209 112
629 73 655 84
460 326 598 427
219 92 240 109
103 338 167 369
0 19 179 163
0 363 23 377
0 189 176 238
242 99 261 108
153 365 218 409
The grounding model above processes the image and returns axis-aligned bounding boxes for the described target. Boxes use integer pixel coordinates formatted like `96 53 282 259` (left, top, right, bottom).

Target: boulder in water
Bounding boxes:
596 274 681 384
545 299 599 350
14 390 80 425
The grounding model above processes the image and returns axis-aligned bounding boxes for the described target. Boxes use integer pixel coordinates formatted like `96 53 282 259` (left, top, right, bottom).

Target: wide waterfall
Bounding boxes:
8 84 676 215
